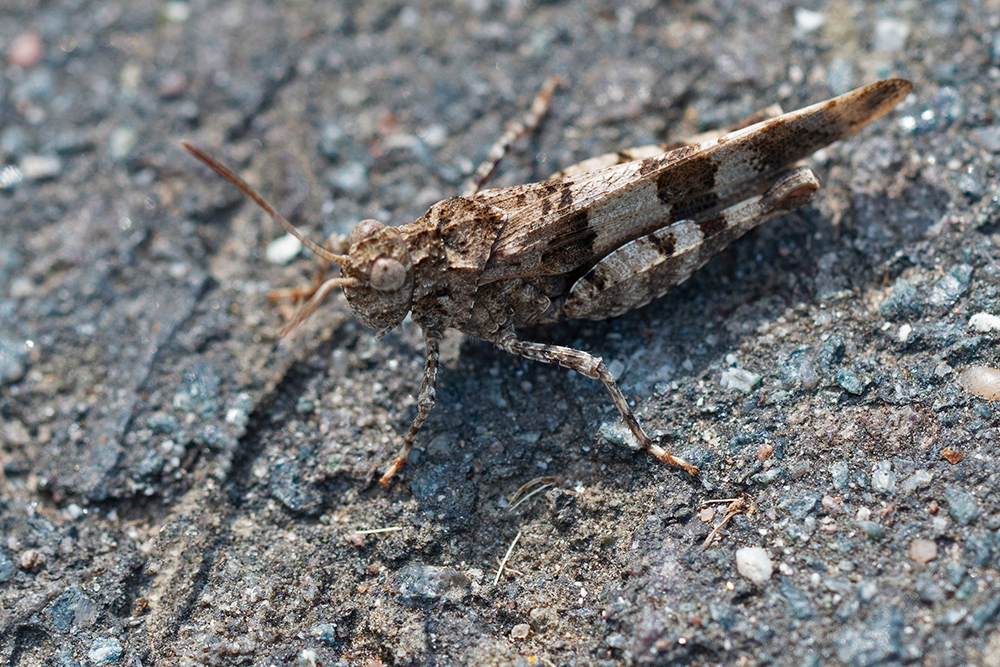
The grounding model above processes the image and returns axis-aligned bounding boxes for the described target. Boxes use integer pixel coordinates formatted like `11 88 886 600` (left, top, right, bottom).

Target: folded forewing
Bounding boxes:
475 78 912 283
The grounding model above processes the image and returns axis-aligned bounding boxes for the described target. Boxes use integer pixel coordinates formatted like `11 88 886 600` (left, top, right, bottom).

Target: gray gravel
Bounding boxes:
2 1 1000 665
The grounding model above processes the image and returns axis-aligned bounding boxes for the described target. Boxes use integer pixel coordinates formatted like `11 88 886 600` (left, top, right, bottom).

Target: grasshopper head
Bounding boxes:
179 143 414 333
341 219 414 330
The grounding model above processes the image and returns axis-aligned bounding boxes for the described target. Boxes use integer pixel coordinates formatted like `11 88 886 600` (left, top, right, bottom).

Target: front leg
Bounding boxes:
495 331 698 476
380 327 443 487
269 233 349 334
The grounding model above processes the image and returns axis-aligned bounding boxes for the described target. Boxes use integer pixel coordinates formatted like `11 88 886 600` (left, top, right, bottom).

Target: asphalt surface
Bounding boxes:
1 1 999 665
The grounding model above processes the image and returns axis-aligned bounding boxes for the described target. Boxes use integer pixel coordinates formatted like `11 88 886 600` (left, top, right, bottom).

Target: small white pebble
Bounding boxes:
266 233 303 265
735 547 773 584
794 8 825 34
163 1 191 22
19 155 62 181
821 495 842 514
873 17 910 52
297 648 318 667
958 366 1000 400
900 470 933 493
969 312 1000 333
510 623 530 640
720 367 762 394
908 538 937 563
898 323 912 342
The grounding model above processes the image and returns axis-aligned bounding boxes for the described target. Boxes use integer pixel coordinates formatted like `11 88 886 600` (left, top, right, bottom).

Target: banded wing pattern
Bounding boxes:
474 78 912 284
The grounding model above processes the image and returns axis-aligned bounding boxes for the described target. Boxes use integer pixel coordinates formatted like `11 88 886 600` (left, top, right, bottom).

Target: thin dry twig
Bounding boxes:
506 476 559 513
493 557 523 577
508 476 558 505
702 497 753 548
350 526 403 536
492 530 523 587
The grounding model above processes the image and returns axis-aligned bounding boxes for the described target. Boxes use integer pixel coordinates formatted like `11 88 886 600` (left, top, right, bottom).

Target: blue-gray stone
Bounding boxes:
317 123 346 159
966 531 994 567
836 368 865 395
878 278 921 320
971 126 1000 153
327 161 368 194
834 607 903 667
827 57 855 95
88 637 122 664
946 485 980 524
939 607 968 625
147 412 179 435
956 577 978 600
930 264 973 307
871 461 896 494
0 336 28 385
836 593 861 622
778 349 820 390
780 577 816 619
945 561 967 587
709 601 735 631
270 456 324 516
173 363 221 415
915 576 944 603
312 622 338 646
196 423 236 450
48 587 97 631
0 549 14 582
818 336 845 371
55 651 82 667
780 493 822 520
968 595 1000 631
830 461 850 492
959 170 985 199
857 521 886 540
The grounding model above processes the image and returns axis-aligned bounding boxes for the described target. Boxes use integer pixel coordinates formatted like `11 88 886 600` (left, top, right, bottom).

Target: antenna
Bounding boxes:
181 142 349 265
182 141 357 335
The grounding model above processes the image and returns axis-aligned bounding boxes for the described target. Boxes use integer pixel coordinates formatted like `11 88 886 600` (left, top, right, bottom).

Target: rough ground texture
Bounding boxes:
2 1 1000 665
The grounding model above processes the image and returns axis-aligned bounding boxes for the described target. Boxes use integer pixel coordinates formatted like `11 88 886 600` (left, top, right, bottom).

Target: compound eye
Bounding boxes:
369 257 407 292
349 219 385 247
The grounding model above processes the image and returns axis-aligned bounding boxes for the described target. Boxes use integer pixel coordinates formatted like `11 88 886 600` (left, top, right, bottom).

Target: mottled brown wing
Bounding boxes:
475 78 912 283
556 166 819 321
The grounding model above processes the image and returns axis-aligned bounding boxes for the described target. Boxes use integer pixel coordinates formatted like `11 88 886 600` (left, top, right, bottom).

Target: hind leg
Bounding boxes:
493 330 698 476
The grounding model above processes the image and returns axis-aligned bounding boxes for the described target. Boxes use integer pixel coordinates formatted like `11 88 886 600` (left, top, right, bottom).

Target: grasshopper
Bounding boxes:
183 77 912 486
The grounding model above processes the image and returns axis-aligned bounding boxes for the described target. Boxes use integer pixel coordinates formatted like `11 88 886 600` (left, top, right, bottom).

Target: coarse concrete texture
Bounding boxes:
1 1 999 665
